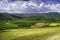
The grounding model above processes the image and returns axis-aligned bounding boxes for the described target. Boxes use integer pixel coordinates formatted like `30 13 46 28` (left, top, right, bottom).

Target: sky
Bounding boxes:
0 0 60 13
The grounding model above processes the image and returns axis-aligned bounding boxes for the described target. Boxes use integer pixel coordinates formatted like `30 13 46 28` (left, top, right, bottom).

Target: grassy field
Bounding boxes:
0 27 60 40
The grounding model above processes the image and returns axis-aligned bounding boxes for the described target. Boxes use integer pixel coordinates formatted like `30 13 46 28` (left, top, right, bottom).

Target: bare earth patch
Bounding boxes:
32 23 49 28
47 34 60 40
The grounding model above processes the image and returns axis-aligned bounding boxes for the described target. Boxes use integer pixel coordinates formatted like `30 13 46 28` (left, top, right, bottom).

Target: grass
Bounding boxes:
0 27 60 40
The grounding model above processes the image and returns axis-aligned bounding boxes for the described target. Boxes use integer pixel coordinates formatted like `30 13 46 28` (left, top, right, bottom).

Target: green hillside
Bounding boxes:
0 12 60 40
0 13 22 21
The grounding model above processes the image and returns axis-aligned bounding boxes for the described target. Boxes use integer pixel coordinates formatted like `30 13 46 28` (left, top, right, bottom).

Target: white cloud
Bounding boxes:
44 3 60 12
39 2 44 8
0 0 60 13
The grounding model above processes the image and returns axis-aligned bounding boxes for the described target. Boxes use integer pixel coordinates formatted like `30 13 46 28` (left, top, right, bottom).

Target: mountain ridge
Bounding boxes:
0 12 60 21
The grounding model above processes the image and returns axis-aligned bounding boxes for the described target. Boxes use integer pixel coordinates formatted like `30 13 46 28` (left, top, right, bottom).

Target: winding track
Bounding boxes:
47 34 60 40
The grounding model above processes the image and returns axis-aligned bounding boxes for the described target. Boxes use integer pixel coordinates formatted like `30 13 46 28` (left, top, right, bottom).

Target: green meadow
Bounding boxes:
0 27 60 40
0 16 60 40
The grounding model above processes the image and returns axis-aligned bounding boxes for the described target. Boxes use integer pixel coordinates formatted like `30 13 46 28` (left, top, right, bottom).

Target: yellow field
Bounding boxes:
0 27 60 40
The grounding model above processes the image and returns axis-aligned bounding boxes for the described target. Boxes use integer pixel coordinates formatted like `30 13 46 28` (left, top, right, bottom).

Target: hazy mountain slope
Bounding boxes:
0 13 23 21
13 12 60 18
0 12 60 21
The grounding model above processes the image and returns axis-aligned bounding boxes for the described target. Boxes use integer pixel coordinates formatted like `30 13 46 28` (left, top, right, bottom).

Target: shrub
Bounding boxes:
0 22 17 31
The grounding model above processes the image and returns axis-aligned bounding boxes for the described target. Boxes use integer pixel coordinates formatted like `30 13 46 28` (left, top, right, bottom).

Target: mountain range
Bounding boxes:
0 12 60 21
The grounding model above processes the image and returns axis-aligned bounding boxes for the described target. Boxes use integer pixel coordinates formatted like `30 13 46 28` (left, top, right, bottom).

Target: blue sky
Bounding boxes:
0 0 60 13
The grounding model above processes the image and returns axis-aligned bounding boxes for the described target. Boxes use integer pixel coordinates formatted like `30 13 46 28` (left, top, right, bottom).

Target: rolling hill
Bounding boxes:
0 13 23 21
0 12 60 21
11 12 60 18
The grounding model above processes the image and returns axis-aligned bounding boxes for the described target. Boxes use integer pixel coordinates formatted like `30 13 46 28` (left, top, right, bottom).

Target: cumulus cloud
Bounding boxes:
44 3 60 12
0 0 60 13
